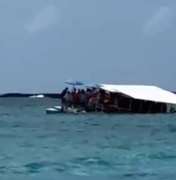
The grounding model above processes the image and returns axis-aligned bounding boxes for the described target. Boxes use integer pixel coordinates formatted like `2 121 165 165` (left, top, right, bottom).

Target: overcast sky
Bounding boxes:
0 0 175 93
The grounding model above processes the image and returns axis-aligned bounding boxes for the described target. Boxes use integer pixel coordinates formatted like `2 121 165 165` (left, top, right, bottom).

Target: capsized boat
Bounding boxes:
46 80 176 114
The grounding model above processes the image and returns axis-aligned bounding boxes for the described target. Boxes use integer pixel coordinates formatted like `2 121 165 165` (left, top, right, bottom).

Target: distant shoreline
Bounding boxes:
0 91 176 99
0 93 61 98
0 91 175 98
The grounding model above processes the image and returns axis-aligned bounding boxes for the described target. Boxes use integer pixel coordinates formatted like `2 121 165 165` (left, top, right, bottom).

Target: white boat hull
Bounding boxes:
30 94 44 98
54 106 62 110
46 106 62 114
45 105 86 114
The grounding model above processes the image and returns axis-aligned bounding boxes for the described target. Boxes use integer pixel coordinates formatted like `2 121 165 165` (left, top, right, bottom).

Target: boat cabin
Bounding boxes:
98 84 176 113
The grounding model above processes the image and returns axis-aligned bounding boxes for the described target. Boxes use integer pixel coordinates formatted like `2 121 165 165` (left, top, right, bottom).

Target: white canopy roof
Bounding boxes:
99 84 176 104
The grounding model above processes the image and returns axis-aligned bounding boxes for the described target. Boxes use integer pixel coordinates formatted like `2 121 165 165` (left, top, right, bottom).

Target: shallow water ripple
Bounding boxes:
0 99 175 179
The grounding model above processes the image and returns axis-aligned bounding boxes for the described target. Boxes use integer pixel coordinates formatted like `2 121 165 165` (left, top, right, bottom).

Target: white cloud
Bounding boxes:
26 5 58 34
143 6 173 36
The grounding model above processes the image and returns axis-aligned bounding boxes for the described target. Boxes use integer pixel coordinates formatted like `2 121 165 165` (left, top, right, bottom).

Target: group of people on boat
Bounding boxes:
60 87 119 112
60 85 169 113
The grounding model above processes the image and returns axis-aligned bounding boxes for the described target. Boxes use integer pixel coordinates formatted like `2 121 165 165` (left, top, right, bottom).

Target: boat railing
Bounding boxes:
95 103 105 111
95 103 131 112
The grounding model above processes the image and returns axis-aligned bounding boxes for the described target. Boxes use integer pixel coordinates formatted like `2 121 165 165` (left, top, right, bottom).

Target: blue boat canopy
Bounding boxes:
65 79 84 86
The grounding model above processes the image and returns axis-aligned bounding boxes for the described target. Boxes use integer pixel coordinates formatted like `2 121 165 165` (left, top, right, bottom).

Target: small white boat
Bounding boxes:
46 106 62 114
54 106 62 110
30 94 44 98
46 105 86 114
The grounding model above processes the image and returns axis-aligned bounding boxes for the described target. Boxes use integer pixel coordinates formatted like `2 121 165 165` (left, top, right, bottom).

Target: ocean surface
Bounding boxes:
0 97 175 180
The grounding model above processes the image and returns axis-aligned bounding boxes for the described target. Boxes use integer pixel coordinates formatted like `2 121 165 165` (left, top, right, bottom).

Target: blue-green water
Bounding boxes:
0 98 176 180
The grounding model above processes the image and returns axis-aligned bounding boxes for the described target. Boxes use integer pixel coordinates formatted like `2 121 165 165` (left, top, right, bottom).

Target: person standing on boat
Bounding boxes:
87 92 98 111
80 89 86 109
64 91 73 108
72 89 80 108
60 87 68 110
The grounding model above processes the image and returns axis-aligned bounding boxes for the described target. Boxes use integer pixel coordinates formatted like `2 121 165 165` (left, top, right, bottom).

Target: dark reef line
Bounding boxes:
0 93 61 99
0 91 175 99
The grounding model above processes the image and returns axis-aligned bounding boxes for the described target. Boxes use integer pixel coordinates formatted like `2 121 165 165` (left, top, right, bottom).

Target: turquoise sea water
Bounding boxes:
0 98 176 180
